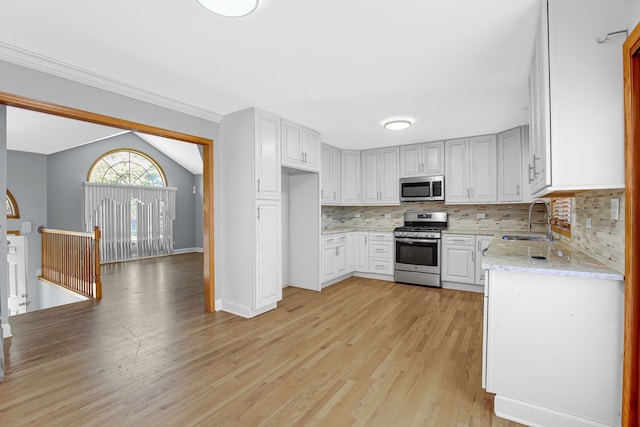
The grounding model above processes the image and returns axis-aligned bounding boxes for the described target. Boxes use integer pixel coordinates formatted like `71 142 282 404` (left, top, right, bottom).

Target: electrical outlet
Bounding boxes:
611 198 620 221
384 213 391 219
586 217 592 229
354 213 361 218
476 213 486 219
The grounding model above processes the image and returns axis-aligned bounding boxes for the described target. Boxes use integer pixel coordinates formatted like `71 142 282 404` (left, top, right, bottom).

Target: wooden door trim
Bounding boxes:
0 90 216 312
623 22 640 427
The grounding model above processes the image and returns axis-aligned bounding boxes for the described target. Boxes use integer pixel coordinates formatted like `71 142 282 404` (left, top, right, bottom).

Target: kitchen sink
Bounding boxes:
501 234 548 242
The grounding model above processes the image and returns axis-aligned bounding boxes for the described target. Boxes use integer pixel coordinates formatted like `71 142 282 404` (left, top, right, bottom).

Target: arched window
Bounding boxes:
85 149 175 262
6 190 19 218
87 149 167 187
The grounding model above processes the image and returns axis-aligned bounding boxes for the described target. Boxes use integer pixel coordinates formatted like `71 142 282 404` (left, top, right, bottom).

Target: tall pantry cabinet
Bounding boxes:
219 108 283 318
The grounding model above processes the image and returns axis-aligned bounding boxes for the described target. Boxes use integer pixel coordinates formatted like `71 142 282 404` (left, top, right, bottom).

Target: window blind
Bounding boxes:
550 197 571 230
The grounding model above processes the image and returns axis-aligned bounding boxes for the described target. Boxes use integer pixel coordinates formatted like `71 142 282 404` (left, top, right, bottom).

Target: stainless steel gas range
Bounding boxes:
393 212 447 287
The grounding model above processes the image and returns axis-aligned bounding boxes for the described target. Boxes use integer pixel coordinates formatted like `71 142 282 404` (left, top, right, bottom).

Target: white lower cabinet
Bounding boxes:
321 233 354 283
368 232 394 275
353 232 369 272
442 233 493 289
322 231 394 285
255 201 283 308
442 234 476 284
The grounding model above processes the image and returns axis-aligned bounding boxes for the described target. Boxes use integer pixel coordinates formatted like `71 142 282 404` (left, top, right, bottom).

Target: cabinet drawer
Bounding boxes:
369 258 393 275
369 241 393 258
335 234 349 244
443 234 475 246
369 232 393 242
323 233 350 246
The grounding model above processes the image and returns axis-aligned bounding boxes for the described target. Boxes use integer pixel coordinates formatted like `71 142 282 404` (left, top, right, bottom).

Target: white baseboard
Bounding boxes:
442 281 484 293
494 395 616 427
221 301 276 318
1 322 12 338
174 247 204 254
215 298 222 311
352 272 395 282
321 271 394 289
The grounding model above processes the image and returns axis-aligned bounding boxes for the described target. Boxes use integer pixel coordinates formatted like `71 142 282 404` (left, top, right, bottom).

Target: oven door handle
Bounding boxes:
395 238 439 244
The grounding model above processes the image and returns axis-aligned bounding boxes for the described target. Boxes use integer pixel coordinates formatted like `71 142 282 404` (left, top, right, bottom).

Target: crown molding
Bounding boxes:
0 42 222 123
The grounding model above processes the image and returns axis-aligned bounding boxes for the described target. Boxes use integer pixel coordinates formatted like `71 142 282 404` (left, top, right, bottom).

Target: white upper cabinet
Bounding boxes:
321 143 341 204
399 141 444 178
255 110 281 200
529 0 625 196
445 136 496 204
342 150 361 204
281 120 321 172
470 135 497 203
361 147 399 205
497 127 524 203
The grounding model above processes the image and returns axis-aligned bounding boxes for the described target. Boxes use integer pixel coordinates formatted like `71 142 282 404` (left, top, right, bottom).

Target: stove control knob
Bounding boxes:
412 232 419 238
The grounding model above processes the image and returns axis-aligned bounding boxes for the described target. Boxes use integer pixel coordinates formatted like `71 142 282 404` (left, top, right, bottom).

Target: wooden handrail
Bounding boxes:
38 226 102 300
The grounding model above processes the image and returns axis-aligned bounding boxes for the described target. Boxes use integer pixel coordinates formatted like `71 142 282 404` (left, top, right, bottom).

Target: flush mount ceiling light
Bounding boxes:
196 0 259 17
384 119 413 131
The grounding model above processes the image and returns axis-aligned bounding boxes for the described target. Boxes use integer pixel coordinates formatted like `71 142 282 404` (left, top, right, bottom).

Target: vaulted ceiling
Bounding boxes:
0 0 540 150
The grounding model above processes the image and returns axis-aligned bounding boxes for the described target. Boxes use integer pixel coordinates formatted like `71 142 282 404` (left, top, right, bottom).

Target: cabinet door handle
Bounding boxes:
477 241 480 250
333 192 336 200
257 179 261 192
532 155 541 177
335 247 339 256
467 188 470 198
321 190 324 198
257 207 260 220
528 164 535 184
472 251 475 262
516 184 520 196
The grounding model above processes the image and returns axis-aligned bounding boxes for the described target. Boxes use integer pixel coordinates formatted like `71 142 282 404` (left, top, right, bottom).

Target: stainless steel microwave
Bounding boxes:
399 176 445 202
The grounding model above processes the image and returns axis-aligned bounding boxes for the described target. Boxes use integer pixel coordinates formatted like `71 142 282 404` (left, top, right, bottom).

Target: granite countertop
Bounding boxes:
482 236 624 281
443 228 528 236
321 227 395 235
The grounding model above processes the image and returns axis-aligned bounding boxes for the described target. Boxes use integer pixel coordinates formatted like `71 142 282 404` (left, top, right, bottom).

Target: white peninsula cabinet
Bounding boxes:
361 147 399 205
528 0 625 196
219 108 283 318
399 141 444 178
445 136 496 204
281 120 321 172
482 241 624 427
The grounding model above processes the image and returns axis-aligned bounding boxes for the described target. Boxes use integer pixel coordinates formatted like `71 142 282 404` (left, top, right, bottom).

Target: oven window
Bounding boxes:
402 182 430 198
396 240 438 266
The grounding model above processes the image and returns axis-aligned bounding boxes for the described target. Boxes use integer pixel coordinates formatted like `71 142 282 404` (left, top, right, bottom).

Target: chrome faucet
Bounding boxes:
528 199 554 241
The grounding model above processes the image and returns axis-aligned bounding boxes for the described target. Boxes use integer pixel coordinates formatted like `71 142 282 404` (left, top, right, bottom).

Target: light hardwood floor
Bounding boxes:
1 253 521 426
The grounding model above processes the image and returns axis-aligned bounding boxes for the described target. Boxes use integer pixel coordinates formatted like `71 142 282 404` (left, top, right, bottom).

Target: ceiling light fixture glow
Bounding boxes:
196 0 259 17
384 119 412 131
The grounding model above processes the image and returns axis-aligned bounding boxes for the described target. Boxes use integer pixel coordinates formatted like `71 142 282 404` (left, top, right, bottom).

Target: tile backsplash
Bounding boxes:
322 188 626 273
322 202 546 232
563 189 625 273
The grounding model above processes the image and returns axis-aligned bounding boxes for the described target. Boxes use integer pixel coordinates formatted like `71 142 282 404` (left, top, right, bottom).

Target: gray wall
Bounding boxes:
47 132 198 249
7 151 47 311
194 174 204 249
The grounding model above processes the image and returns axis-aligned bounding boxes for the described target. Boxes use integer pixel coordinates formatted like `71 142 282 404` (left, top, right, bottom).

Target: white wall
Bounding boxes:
38 281 88 311
628 0 640 30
